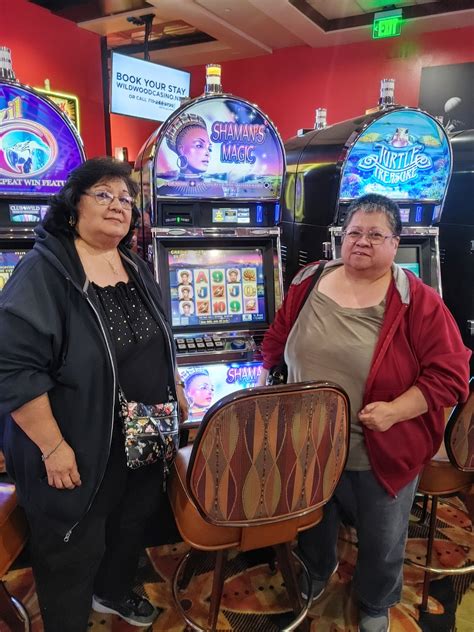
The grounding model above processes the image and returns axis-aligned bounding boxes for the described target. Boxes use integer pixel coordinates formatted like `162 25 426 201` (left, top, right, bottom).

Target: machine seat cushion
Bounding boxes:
169 446 323 552
418 460 473 496
0 483 28 577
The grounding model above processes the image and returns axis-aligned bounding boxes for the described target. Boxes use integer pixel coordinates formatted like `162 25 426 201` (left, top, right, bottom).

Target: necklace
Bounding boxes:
76 238 121 276
103 251 120 276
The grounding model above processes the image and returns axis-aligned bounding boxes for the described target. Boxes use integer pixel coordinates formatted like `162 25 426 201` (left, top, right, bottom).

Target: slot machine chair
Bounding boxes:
408 378 474 612
0 483 30 631
168 381 350 632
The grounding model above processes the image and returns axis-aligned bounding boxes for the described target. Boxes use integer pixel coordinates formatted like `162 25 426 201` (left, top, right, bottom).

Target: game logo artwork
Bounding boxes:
155 96 285 200
35 87 80 132
0 82 84 197
9 203 49 223
168 248 266 328
339 109 451 202
178 361 262 424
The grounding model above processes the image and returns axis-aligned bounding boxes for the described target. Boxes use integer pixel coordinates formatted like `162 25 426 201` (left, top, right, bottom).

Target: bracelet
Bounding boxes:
41 437 64 462
176 380 185 388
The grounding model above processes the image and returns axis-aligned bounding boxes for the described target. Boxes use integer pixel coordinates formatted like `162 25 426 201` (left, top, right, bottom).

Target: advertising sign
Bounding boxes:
339 109 451 202
0 82 84 197
110 52 190 122
155 96 285 200
178 361 263 424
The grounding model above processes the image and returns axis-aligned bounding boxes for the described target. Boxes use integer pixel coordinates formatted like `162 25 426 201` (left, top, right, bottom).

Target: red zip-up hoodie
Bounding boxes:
262 260 471 496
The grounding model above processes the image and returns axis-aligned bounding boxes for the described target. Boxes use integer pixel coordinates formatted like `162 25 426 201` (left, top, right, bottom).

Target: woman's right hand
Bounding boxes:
44 441 82 489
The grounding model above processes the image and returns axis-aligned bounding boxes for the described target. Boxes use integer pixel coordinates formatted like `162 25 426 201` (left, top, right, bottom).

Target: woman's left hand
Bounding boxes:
358 401 397 432
176 384 189 423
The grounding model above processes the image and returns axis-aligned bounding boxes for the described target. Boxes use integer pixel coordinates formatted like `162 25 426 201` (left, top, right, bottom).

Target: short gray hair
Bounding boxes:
343 194 402 236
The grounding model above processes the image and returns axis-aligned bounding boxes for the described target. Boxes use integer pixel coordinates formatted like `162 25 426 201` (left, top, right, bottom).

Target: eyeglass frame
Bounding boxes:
83 190 134 211
341 229 399 245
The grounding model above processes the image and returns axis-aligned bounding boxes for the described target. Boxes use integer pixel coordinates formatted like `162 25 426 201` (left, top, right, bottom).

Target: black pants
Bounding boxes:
27 427 164 632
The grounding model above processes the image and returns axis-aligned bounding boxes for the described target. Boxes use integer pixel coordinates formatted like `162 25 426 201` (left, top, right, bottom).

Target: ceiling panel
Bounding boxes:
27 0 474 68
356 0 426 12
306 0 362 19
196 0 302 48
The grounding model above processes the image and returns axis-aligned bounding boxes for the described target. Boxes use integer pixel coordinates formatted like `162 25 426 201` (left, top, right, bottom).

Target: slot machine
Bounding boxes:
282 81 452 294
135 65 285 426
0 49 85 291
437 129 474 366
0 48 85 455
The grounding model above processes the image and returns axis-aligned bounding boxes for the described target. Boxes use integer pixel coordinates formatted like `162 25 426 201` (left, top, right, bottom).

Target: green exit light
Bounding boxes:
373 9 403 39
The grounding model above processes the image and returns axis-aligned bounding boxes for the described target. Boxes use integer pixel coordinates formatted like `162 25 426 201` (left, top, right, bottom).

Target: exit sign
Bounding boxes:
373 9 403 39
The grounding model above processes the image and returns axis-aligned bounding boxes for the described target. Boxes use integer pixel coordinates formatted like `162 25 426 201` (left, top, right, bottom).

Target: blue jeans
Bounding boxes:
298 469 418 613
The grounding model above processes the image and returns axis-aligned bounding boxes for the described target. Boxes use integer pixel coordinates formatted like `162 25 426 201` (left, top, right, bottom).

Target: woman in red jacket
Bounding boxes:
259 193 470 632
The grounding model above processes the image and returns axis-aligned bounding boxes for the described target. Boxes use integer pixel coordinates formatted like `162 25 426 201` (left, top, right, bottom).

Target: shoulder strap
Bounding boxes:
296 260 327 320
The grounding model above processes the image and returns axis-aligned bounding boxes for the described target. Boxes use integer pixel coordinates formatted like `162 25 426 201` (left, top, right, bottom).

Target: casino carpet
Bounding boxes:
1 496 472 632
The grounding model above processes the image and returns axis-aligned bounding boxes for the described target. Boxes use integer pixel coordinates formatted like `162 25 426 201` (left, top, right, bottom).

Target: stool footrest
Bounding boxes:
405 558 474 575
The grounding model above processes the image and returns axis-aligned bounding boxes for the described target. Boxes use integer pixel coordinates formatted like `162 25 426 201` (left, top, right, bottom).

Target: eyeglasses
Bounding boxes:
85 190 134 211
342 230 397 245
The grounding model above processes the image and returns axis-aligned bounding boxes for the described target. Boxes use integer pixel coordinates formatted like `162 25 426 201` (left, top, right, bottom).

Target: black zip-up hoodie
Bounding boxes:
0 226 176 538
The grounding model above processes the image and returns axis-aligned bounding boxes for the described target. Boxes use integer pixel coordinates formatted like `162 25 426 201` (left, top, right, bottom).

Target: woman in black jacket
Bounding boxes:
0 157 188 631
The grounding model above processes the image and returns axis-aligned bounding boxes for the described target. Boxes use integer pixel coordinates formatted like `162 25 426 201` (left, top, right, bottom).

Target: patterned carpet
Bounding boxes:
1 497 473 631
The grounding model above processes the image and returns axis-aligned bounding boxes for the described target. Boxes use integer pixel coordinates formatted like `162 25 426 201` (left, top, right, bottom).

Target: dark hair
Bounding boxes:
343 194 402 237
42 157 140 245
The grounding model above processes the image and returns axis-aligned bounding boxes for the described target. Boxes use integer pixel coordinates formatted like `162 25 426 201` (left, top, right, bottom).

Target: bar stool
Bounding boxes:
168 381 350 632
0 483 30 631
407 379 474 612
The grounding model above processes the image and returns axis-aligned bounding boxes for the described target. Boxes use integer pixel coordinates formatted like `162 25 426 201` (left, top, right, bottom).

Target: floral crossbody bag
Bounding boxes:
118 385 180 484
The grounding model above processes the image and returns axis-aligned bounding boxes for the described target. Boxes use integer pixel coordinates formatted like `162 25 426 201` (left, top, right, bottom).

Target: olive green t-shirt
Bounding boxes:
284 269 385 470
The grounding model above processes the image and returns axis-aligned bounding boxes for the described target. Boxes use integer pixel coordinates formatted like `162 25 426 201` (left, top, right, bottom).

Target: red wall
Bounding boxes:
110 113 158 164
187 26 474 142
0 0 106 157
5 0 471 160
110 25 474 159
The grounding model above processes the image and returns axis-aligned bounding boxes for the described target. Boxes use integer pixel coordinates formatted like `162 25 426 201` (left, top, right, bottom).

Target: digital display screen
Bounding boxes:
396 245 421 278
398 262 420 277
9 203 49 223
0 250 27 291
178 361 262 424
399 207 410 223
168 248 266 328
155 96 284 200
0 83 84 197
339 109 451 202
212 207 250 224
110 52 190 123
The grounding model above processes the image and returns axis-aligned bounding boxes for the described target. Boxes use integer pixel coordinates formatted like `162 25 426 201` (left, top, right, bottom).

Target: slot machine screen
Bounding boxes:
168 247 266 329
178 361 263 424
0 250 27 291
395 245 421 278
9 204 49 223
158 242 275 332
